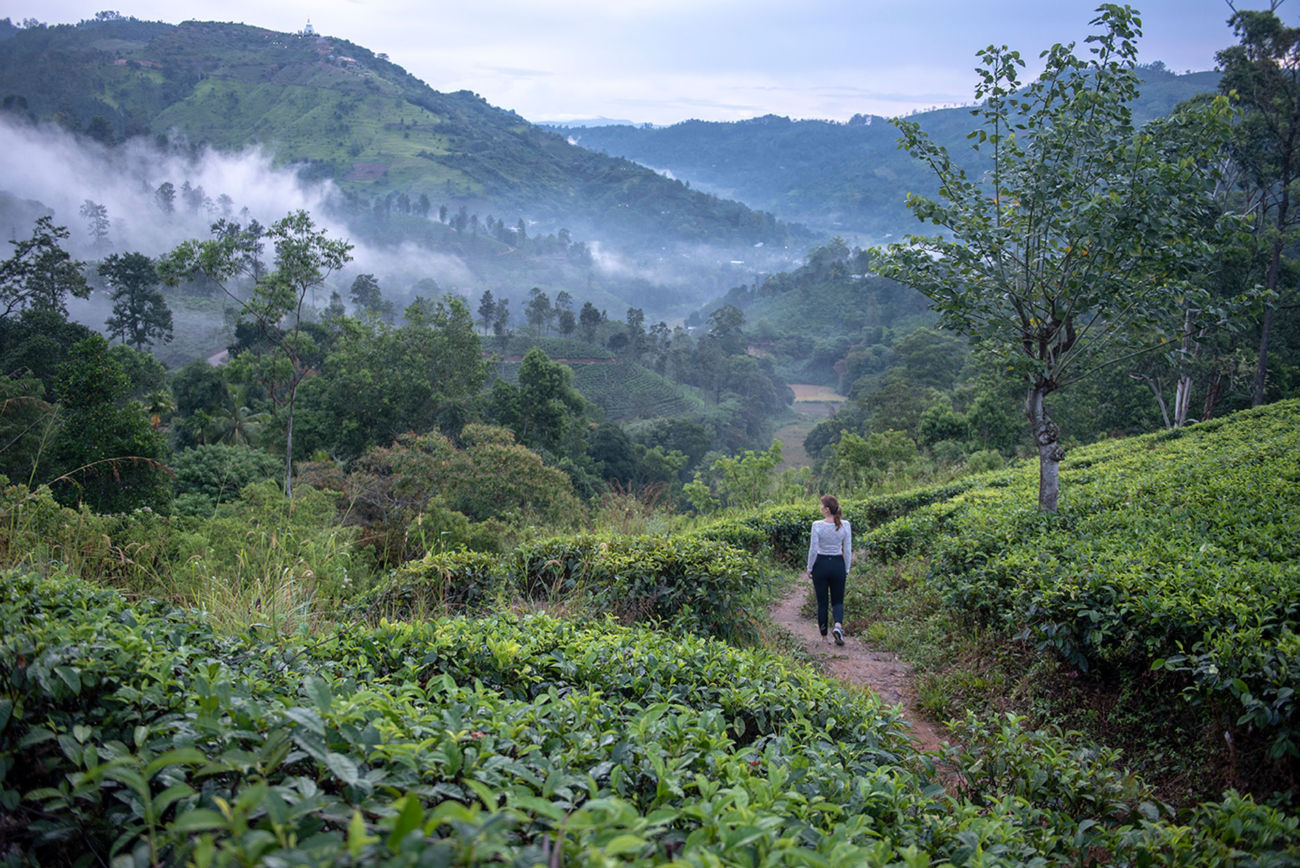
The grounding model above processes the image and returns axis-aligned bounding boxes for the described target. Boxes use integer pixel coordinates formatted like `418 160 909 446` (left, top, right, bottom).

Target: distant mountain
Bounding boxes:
0 15 802 256
540 117 644 129
559 67 1222 243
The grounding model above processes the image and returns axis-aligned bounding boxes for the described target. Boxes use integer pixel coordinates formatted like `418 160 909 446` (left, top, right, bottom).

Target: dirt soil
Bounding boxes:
768 385 949 755
771 580 948 755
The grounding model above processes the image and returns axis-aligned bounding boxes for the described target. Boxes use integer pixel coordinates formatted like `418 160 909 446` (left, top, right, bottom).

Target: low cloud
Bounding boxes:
0 118 473 305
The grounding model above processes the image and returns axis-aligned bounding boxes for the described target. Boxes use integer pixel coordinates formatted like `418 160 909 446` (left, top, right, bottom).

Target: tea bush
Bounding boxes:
364 533 769 643
353 549 509 619
694 477 991 566
863 400 1300 768
5 570 1298 866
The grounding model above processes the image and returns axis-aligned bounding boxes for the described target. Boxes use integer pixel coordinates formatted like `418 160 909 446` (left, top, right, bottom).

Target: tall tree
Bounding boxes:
296 295 486 461
578 301 603 343
1217 3 1300 405
876 5 1234 511
513 347 590 458
557 307 576 337
79 199 110 250
348 272 391 320
154 181 176 215
623 307 646 360
161 210 352 497
101 251 173 350
0 217 90 320
477 289 497 334
525 287 551 336
51 334 170 512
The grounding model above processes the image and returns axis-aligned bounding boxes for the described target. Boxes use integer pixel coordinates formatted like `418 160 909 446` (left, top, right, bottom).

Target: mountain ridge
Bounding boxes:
0 15 802 256
560 67 1223 241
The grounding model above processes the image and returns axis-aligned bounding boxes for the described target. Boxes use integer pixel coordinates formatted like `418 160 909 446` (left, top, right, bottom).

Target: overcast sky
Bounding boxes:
8 1 1289 125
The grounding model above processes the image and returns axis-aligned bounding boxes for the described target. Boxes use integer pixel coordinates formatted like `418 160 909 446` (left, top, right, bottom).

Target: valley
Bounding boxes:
1 6 1299 864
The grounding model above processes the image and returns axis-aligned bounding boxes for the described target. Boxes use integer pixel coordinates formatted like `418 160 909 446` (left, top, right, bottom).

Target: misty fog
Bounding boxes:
0 117 812 368
0 118 479 287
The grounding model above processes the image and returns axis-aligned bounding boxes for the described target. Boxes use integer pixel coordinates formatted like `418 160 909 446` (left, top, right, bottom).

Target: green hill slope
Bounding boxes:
679 399 1300 799
0 16 800 253
563 68 1221 240
856 399 1300 798
6 448 1300 861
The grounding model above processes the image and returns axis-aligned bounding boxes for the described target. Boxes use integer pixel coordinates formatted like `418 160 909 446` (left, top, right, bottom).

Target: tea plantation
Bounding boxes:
4 401 1300 864
6 570 1300 865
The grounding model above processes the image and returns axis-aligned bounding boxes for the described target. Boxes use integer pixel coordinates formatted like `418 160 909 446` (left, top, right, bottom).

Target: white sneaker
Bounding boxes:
822 633 833 644
832 624 844 645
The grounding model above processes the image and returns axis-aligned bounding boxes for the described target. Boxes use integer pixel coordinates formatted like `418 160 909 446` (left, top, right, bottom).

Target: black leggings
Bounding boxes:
811 554 846 635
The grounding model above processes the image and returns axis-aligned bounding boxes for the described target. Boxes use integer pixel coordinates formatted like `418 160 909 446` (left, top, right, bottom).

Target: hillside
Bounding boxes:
4 401 1300 862
850 399 1300 800
0 15 806 292
562 67 1222 241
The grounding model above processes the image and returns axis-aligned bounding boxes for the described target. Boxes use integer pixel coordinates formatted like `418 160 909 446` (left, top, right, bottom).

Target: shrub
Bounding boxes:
5 570 1298 866
355 549 508 619
364 533 769 643
170 443 281 516
864 400 1300 779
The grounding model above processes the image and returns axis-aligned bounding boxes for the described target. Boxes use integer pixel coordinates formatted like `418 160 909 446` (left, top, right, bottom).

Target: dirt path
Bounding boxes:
770 386 947 753
771 580 947 754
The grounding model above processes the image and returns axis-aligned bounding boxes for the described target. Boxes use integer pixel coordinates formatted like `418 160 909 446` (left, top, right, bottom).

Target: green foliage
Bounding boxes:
367 532 769 644
876 5 1237 511
966 449 1006 474
99 250 172 350
295 295 486 461
167 480 368 633
692 479 984 567
170 443 282 516
296 424 578 566
356 549 513 618
1217 7 1300 406
511 346 592 459
161 210 354 497
0 216 90 321
569 360 706 422
0 481 114 577
0 374 56 488
0 475 373 632
685 440 810 514
822 429 919 492
0 308 96 395
50 334 171 513
865 400 1300 771
5 569 1299 865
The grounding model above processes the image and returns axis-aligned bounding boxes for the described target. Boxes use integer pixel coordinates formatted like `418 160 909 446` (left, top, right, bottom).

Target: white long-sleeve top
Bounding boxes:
806 518 852 574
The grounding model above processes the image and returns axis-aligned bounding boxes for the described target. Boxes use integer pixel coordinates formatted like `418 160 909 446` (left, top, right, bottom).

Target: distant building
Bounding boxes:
300 19 315 37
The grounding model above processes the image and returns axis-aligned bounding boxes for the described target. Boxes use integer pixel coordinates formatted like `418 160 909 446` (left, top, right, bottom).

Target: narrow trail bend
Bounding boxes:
770 580 947 755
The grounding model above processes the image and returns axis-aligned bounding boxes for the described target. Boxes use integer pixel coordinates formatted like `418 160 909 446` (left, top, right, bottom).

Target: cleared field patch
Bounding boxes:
774 384 844 471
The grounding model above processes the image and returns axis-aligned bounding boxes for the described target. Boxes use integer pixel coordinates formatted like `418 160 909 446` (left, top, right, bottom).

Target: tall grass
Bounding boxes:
0 479 371 636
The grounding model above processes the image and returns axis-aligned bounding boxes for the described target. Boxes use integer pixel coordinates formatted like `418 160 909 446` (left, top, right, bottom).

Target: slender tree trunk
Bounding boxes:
1203 368 1225 421
283 358 305 500
1173 306 1199 428
284 382 295 499
1255 189 1287 406
1132 373 1172 428
1253 305 1275 406
1026 383 1064 512
1174 374 1193 428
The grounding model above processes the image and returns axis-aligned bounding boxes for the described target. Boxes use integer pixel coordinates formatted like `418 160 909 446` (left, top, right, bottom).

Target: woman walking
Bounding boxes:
804 494 851 645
